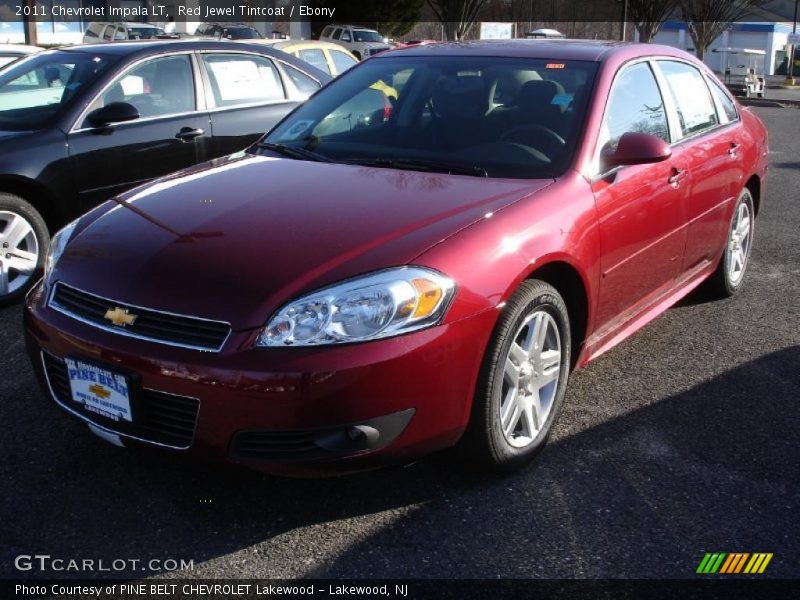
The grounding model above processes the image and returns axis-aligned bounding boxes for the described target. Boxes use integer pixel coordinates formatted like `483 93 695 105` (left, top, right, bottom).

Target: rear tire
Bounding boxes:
704 187 755 298
463 280 571 473
0 194 49 306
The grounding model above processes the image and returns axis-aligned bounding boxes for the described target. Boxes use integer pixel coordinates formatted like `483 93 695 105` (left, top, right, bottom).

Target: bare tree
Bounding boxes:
426 0 488 41
628 0 679 43
678 0 765 60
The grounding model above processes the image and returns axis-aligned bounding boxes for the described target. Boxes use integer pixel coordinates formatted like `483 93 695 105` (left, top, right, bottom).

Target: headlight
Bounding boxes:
256 267 455 347
44 220 77 284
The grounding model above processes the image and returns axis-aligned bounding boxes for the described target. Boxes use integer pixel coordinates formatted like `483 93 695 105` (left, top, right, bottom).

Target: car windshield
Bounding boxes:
225 27 262 39
264 56 597 179
0 51 116 131
353 30 384 43
127 27 165 39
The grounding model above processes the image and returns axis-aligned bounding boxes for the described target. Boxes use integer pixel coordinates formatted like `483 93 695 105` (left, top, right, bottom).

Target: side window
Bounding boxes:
102 26 114 41
283 64 321 96
330 50 357 74
84 28 98 39
202 54 286 107
114 27 127 41
657 60 719 137
321 26 333 38
708 77 738 123
297 49 331 75
601 62 669 154
340 30 352 43
85 55 194 124
332 28 342 40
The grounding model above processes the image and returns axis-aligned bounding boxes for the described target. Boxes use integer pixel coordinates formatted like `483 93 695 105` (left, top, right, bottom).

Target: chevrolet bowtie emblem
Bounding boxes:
88 384 111 399
104 307 137 327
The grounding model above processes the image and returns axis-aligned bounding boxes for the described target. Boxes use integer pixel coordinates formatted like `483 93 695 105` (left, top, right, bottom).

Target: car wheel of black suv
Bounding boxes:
705 187 756 298
465 279 571 472
0 193 49 306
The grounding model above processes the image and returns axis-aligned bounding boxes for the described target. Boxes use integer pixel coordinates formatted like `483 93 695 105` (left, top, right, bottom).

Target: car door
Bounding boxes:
68 53 211 210
199 52 304 157
591 60 690 332
655 60 745 272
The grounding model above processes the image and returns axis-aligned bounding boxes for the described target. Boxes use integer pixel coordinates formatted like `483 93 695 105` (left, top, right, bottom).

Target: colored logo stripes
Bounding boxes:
697 552 773 574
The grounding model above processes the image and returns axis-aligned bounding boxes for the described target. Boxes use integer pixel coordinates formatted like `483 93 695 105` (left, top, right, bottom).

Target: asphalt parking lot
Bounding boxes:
0 107 797 581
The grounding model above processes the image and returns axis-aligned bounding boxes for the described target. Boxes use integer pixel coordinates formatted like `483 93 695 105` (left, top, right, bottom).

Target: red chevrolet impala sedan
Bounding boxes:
24 41 768 476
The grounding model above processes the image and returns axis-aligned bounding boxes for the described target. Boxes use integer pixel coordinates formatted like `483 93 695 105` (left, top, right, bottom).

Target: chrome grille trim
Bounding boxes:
48 282 232 353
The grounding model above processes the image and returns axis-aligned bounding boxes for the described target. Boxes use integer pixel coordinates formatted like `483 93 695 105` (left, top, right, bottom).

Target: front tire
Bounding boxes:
465 280 571 472
705 187 755 298
0 193 49 306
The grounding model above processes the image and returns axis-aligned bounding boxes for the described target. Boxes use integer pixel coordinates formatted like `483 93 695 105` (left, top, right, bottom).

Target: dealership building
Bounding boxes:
645 20 795 76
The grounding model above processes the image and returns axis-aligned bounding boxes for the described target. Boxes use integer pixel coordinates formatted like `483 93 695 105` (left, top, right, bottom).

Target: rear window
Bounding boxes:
657 60 719 137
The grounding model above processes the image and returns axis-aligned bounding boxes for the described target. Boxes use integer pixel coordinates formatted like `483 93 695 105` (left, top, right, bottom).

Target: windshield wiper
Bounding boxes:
255 142 331 163
355 157 488 177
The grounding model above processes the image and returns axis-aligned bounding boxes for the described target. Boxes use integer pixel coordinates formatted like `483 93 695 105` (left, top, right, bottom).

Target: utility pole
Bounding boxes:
620 0 628 41
787 0 799 84
23 0 38 46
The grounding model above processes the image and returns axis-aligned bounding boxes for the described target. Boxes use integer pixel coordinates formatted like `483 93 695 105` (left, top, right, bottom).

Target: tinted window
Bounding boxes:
222 26 262 40
86 55 194 123
658 60 718 137
298 49 331 75
601 62 669 153
353 30 384 43
0 55 20 68
202 54 285 106
340 30 352 43
102 26 114 40
283 65 321 96
708 77 738 123
332 28 342 40
321 26 333 38
84 29 99 39
0 52 116 130
330 49 357 74
266 57 598 179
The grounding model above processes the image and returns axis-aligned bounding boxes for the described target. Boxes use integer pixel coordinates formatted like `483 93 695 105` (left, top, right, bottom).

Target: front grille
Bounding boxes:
50 282 231 352
42 352 200 449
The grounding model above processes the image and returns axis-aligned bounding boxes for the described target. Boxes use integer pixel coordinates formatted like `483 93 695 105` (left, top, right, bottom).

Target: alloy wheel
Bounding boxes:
727 197 753 286
499 310 562 448
0 210 40 296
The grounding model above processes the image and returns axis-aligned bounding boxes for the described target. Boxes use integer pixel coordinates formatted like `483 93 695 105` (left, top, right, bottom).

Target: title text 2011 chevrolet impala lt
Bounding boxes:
24 41 768 476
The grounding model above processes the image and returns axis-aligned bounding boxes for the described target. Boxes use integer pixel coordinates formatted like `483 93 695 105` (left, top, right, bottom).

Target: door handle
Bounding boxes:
668 167 688 187
728 142 741 156
175 127 204 142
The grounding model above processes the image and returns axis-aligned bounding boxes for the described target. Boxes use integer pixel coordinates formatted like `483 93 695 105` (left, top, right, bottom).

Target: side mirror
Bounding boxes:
600 132 671 170
86 102 140 127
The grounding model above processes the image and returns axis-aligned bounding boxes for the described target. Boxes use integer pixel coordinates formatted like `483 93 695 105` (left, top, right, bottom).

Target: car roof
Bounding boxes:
253 40 354 52
383 39 689 63
0 44 41 53
59 39 274 56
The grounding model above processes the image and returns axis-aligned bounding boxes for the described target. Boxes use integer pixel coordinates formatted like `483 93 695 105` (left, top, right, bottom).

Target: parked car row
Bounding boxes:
13 39 767 477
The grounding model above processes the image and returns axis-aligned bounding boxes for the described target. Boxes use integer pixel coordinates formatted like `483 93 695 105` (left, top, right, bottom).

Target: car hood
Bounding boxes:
57 153 551 330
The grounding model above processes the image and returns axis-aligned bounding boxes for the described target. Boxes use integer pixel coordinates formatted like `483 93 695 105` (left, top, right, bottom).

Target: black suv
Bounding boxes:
0 40 328 304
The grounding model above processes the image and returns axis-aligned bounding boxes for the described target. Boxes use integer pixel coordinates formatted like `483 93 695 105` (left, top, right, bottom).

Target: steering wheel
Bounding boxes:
500 124 566 156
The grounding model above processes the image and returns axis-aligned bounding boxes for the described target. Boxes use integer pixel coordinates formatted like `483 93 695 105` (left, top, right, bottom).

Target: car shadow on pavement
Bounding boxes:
1 297 796 579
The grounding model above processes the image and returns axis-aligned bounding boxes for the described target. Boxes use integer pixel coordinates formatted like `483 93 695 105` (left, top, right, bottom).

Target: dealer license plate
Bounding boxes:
64 358 132 423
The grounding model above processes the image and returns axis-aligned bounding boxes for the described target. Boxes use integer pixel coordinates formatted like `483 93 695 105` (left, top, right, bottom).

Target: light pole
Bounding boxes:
788 0 799 85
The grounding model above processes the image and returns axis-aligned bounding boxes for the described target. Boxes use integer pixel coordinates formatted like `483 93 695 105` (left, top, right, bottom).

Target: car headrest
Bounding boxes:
516 80 568 114
433 75 488 119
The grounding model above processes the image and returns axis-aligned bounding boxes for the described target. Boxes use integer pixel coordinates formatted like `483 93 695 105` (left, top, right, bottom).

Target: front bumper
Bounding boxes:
24 281 495 476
